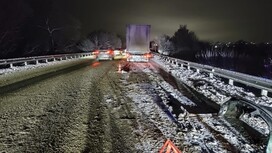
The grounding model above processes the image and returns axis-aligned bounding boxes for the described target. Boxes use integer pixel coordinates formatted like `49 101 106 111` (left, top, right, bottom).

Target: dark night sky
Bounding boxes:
53 0 271 42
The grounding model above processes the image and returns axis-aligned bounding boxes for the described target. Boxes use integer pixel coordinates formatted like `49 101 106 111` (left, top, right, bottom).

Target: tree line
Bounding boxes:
153 25 272 78
77 31 122 51
0 0 124 59
0 0 81 59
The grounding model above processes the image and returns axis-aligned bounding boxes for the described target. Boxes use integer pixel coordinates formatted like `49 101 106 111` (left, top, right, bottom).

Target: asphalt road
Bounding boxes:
0 59 140 152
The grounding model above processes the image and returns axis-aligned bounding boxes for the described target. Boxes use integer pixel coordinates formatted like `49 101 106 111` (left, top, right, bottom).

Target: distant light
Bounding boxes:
214 45 218 48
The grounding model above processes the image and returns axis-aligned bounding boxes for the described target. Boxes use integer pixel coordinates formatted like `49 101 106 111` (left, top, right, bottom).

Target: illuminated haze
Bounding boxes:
57 0 272 42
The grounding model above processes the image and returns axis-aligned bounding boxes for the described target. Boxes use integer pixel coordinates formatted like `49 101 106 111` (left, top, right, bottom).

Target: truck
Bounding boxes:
126 24 152 62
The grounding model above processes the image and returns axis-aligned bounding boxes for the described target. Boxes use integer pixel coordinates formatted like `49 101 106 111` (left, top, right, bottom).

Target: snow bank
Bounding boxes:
153 55 272 108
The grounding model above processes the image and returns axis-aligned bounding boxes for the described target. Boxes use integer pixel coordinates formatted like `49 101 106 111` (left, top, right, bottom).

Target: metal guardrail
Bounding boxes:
154 53 272 96
0 52 92 68
220 97 272 132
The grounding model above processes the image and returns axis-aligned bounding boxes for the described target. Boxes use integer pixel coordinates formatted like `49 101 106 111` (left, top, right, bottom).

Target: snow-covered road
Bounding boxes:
0 57 269 152
125 61 266 152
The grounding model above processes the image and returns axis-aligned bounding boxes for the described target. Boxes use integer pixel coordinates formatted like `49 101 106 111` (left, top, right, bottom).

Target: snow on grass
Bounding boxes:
0 56 93 76
153 54 271 117
0 63 57 75
152 55 270 152
199 114 259 152
131 63 196 107
153 55 272 108
177 116 229 153
126 83 177 153
158 81 196 106
125 65 233 152
128 83 177 138
240 113 270 135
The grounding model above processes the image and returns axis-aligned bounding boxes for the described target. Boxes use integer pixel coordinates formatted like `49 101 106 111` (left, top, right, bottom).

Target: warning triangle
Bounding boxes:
159 139 182 153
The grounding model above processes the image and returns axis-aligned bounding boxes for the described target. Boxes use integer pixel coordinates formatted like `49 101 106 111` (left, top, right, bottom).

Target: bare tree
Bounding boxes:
98 32 111 49
80 31 122 51
22 44 42 56
0 0 30 58
38 17 63 54
110 34 122 49
156 35 174 55
88 33 100 49
77 39 96 52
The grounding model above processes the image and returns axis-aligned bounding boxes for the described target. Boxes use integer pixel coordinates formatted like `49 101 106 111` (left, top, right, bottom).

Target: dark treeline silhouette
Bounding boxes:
196 41 272 79
1 0 271 79
0 0 81 59
77 30 123 52
153 25 272 79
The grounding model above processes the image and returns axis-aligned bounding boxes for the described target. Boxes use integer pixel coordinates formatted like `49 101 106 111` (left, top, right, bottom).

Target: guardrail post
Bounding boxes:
187 63 190 70
53 58 56 61
209 69 215 78
261 89 268 96
228 79 234 85
24 62 27 66
10 63 13 68
45 59 48 63
196 69 200 73
35 60 39 64
175 61 179 67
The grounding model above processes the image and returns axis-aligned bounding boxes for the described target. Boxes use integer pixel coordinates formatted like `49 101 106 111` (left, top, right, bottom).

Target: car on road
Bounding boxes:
113 49 125 60
94 49 114 61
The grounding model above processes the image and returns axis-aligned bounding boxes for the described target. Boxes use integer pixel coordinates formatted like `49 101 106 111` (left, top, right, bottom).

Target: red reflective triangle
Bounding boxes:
159 139 182 153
